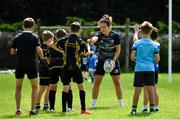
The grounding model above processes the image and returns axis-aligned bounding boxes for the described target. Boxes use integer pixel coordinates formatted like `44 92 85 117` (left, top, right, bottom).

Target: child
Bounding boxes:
130 21 160 115
36 30 53 111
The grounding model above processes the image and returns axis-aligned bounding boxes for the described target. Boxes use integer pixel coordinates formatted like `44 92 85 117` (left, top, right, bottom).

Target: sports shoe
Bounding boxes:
91 101 96 108
29 110 37 116
141 108 148 113
50 109 55 112
68 108 74 112
81 110 92 115
155 108 159 112
15 110 21 116
130 110 136 115
43 106 49 111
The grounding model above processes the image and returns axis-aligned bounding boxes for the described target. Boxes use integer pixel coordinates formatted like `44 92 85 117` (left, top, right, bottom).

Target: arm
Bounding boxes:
113 44 121 61
131 50 136 61
155 53 160 63
10 48 16 55
50 41 64 53
36 46 44 60
133 24 140 42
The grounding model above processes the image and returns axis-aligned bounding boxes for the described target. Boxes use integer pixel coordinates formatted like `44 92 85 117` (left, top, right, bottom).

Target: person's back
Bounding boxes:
133 38 158 72
15 32 39 64
11 17 43 116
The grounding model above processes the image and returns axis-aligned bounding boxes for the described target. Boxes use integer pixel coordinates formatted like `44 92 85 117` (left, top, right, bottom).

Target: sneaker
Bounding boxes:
29 110 37 116
81 110 93 115
155 108 159 112
43 106 49 111
141 108 148 113
68 108 74 112
119 101 124 108
50 109 55 112
130 110 136 115
15 110 21 116
91 101 96 108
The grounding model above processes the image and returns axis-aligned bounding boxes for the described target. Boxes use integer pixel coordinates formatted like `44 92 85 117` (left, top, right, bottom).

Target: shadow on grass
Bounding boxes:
128 112 156 118
1 114 30 119
88 106 115 110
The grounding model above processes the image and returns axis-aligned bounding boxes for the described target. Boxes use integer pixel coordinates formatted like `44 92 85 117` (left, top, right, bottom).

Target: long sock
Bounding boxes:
132 105 137 111
62 91 68 112
49 90 56 110
79 90 86 111
68 90 73 109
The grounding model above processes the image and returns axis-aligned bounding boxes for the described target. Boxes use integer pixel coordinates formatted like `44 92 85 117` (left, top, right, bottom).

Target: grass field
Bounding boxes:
0 73 180 119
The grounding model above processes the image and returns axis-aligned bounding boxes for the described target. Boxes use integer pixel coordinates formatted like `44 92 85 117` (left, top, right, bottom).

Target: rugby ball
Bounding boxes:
103 59 114 73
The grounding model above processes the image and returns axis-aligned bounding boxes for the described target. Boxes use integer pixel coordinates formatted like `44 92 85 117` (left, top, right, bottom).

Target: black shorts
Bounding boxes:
62 64 83 85
95 59 120 76
49 67 64 84
39 65 49 78
15 62 38 79
134 71 155 87
154 70 158 84
80 64 88 71
39 78 50 86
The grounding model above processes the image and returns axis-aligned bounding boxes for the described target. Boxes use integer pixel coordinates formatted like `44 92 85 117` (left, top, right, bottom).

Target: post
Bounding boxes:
36 19 41 37
124 18 130 72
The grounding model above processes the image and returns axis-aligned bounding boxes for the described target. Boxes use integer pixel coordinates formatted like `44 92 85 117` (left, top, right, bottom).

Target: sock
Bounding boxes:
155 105 159 110
119 99 124 107
92 99 97 107
36 103 40 109
150 104 155 112
49 90 56 110
31 109 36 113
79 90 86 111
143 105 148 110
68 90 73 109
132 105 137 111
16 108 21 112
62 91 68 112
43 104 49 109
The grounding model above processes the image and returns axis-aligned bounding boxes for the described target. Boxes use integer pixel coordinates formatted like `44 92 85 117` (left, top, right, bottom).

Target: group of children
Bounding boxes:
11 16 160 117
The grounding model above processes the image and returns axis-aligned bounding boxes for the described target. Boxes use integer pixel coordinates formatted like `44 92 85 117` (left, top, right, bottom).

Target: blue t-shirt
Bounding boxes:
87 54 97 69
132 38 159 72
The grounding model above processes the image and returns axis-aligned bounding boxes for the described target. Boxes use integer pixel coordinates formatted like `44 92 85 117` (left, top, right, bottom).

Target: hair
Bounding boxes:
23 17 35 29
99 14 112 27
55 29 67 39
70 22 81 33
42 30 54 42
150 27 159 40
140 21 153 35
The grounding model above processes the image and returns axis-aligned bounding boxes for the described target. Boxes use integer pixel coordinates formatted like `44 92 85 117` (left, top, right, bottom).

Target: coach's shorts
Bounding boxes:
49 67 64 84
134 71 155 87
95 59 120 76
62 64 83 85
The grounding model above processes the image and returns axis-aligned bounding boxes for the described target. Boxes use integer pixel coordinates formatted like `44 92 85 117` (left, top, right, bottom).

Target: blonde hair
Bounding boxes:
42 30 54 41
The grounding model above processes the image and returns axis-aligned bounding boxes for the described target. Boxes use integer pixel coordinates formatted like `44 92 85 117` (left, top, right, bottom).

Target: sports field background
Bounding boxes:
0 73 180 119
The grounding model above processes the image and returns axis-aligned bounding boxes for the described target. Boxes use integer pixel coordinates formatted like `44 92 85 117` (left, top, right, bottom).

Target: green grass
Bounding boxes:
0 73 180 119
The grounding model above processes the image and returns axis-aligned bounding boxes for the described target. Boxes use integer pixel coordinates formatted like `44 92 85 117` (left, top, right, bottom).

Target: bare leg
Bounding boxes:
15 79 24 110
92 75 103 99
111 75 123 99
30 78 38 110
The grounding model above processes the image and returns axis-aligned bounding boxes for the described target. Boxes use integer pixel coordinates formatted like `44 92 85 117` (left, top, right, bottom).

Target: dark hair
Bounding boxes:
23 17 35 28
55 29 67 39
150 27 159 40
140 21 153 35
70 22 81 32
99 14 112 27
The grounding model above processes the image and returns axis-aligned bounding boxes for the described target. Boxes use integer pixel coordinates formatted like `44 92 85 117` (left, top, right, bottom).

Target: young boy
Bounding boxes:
142 27 160 112
10 17 43 116
130 21 160 115
36 30 53 111
53 22 92 114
